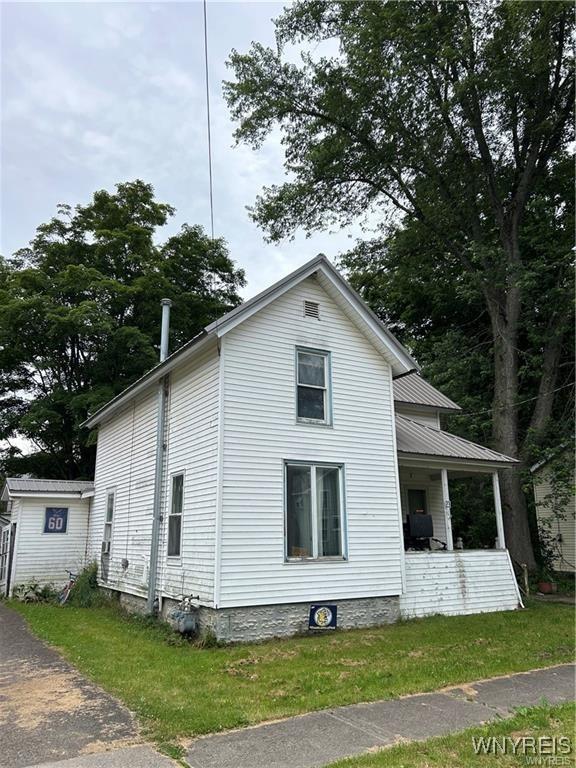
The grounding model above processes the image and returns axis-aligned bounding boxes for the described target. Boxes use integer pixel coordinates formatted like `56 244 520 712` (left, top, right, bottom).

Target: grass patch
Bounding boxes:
328 703 575 767
11 599 574 743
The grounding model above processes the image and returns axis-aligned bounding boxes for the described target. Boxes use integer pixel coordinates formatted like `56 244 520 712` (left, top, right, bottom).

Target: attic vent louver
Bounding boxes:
304 300 320 320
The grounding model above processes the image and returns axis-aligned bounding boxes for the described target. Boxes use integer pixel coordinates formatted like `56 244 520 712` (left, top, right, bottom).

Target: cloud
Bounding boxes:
1 1 363 297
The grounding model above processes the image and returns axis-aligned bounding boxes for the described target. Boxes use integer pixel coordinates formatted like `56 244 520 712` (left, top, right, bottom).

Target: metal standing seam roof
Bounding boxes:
395 415 517 465
3 478 94 496
393 373 461 412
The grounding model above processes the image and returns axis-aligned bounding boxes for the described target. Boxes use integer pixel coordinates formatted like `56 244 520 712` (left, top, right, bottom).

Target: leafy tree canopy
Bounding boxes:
225 0 574 566
0 180 245 479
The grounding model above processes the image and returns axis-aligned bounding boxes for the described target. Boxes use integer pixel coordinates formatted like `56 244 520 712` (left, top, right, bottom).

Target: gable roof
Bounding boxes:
1 477 94 501
84 255 419 428
395 415 517 466
393 372 461 412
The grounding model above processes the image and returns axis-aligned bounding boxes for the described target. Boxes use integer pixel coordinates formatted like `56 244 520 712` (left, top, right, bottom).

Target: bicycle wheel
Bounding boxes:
58 584 71 605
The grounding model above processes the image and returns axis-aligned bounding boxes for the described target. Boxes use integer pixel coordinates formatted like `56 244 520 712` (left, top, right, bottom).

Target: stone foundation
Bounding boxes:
100 586 400 643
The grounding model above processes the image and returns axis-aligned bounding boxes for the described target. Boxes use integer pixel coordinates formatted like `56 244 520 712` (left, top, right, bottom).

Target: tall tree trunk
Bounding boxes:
487 275 537 569
527 321 565 440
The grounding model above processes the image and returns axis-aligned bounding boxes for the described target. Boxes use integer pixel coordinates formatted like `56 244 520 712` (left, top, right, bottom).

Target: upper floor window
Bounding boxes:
296 348 331 424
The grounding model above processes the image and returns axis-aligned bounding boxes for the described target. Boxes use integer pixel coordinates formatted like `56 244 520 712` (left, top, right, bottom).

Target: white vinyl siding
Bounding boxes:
400 550 521 617
87 341 220 605
88 389 157 595
10 496 90 591
156 344 219 602
534 465 575 573
395 404 441 430
218 276 404 608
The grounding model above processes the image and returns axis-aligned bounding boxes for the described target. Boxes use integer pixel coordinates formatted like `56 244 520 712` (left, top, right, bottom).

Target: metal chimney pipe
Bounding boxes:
147 298 172 615
160 299 172 362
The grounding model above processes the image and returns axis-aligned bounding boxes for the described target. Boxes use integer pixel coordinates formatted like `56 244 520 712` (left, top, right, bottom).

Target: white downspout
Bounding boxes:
147 299 172 614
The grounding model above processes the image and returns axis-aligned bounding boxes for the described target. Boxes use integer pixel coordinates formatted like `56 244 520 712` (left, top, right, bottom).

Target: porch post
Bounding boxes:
440 469 454 551
492 471 506 550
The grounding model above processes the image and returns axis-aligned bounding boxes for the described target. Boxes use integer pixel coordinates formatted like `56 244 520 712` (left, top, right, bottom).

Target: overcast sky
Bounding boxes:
1 1 361 298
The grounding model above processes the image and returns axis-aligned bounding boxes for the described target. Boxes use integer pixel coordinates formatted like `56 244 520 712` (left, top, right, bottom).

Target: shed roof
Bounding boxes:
1 477 94 501
530 443 573 474
393 373 461 412
395 415 517 466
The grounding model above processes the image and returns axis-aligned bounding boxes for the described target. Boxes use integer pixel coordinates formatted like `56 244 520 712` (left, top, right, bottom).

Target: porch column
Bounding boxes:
492 471 506 549
440 468 454 551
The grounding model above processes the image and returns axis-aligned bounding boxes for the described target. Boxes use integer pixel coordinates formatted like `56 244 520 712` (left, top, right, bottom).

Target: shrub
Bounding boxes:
67 562 110 608
13 579 57 603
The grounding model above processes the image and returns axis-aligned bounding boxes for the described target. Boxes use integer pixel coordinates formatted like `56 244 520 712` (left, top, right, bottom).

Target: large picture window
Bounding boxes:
285 463 344 560
296 348 331 424
168 473 184 558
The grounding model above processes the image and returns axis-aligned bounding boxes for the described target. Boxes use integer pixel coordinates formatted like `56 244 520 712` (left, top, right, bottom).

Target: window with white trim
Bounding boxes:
102 492 114 554
296 348 331 424
285 462 344 560
167 473 184 558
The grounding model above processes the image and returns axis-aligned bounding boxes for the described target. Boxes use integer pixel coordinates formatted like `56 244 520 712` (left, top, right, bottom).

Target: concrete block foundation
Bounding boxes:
100 587 400 643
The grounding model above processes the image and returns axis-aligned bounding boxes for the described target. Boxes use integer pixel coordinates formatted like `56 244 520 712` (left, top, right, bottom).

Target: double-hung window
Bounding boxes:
285 462 344 560
167 473 184 558
296 348 331 424
102 492 114 556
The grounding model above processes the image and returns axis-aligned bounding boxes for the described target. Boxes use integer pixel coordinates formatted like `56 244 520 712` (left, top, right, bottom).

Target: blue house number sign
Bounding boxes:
44 507 68 534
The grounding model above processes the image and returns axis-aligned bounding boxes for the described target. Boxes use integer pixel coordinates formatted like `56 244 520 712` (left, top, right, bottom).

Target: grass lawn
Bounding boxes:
11 599 574 745
328 703 575 767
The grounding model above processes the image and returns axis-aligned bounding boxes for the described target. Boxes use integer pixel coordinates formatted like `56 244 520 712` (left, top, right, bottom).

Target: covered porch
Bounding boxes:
394 414 524 617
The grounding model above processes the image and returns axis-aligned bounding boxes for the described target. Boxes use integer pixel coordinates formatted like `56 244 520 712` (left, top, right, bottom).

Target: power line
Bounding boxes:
203 0 215 240
456 382 575 418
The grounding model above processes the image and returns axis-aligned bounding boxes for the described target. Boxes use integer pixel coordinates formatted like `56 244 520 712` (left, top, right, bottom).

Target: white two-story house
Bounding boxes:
51 256 521 641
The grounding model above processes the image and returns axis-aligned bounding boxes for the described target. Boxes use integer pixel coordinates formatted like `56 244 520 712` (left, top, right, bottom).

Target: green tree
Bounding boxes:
224 0 574 567
0 180 245 480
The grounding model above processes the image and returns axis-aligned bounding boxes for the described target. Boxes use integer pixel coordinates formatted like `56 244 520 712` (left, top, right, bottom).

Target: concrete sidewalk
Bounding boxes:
186 664 575 768
0 604 175 768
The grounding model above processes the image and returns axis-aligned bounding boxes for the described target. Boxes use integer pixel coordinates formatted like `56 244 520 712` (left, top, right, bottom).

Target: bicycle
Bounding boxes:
58 569 77 605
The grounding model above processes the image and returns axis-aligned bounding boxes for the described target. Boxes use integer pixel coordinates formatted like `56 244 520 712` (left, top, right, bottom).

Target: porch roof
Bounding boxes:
393 373 461 412
395 415 517 466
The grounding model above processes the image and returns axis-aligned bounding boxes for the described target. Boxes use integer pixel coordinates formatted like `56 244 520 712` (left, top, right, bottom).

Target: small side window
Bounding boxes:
168 474 184 558
102 492 114 553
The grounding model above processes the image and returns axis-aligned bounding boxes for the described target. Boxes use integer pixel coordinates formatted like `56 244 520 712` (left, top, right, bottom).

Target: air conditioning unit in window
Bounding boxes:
101 541 111 555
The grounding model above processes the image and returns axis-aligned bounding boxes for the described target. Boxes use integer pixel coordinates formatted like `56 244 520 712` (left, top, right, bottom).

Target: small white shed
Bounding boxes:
531 450 575 574
0 478 94 596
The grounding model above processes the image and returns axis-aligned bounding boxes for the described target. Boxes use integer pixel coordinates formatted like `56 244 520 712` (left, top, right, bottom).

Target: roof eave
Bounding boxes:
208 255 419 376
82 330 213 428
397 452 519 469
394 400 462 414
5 490 87 500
